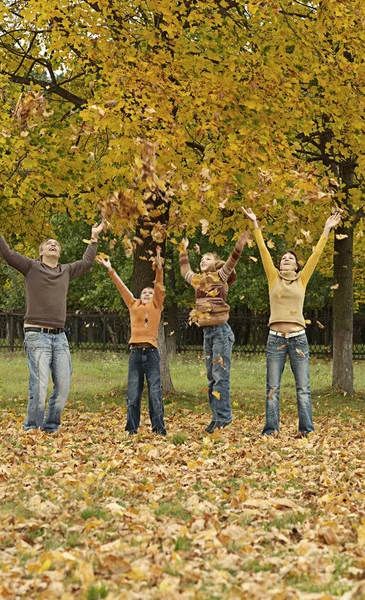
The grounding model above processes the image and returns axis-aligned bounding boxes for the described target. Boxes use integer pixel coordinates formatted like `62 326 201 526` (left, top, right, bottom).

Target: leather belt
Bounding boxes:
24 327 65 335
269 329 305 339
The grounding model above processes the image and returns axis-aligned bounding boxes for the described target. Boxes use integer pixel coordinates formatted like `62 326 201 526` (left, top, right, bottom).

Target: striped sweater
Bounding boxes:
180 242 243 327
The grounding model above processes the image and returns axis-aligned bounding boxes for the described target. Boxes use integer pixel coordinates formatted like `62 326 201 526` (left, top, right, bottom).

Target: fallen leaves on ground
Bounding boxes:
0 403 364 599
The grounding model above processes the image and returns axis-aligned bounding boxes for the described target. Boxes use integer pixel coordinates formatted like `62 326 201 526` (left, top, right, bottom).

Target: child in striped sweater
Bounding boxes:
179 231 249 433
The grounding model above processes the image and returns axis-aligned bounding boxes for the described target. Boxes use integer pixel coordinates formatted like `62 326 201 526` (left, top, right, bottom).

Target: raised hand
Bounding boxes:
154 245 164 270
325 211 342 230
91 220 105 241
179 237 189 252
95 256 112 271
323 211 342 236
242 207 257 222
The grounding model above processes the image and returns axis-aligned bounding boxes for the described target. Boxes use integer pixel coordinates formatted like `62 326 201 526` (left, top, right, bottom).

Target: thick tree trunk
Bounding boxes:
332 226 353 393
158 320 174 392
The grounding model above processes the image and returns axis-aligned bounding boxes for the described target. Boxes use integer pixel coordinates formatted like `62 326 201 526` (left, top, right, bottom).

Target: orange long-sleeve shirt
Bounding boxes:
108 267 165 347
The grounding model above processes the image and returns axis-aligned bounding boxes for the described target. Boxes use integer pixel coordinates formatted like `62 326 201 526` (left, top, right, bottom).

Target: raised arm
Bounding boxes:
301 212 341 287
218 230 250 283
0 235 33 275
69 222 103 280
242 207 277 287
95 256 135 308
152 246 165 310
179 238 195 285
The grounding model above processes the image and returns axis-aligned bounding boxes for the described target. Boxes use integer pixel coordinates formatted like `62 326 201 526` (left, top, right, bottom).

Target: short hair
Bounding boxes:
279 250 301 272
39 239 61 256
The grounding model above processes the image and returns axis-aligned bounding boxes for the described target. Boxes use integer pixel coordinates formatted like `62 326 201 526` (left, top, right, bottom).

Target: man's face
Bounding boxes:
140 287 154 305
41 239 61 261
200 253 216 273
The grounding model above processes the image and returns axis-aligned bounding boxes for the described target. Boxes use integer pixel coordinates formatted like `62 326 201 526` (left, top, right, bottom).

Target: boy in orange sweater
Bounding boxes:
96 248 166 435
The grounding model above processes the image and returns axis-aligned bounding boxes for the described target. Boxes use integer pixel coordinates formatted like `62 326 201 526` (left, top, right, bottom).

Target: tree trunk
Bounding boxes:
158 320 174 393
332 226 353 393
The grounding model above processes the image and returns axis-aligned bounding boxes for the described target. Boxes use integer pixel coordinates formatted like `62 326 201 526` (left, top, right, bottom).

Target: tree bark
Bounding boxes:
332 226 354 393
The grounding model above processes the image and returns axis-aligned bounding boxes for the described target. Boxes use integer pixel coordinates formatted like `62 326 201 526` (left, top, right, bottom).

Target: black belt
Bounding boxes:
24 327 65 335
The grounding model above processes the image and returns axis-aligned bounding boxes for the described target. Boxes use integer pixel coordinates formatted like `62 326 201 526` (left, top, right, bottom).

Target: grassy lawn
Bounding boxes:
0 351 364 599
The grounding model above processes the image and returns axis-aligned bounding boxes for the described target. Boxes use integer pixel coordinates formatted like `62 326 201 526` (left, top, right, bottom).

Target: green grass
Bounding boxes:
0 351 364 417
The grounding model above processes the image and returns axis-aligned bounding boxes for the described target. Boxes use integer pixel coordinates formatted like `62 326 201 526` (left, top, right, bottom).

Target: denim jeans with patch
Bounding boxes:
24 331 72 432
203 322 235 426
126 347 166 434
263 331 314 435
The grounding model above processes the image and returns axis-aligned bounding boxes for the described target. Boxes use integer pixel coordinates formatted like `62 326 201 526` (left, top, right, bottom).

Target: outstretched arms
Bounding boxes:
179 238 195 285
242 207 277 287
0 235 33 275
95 255 135 308
69 221 104 280
152 246 165 310
301 211 341 285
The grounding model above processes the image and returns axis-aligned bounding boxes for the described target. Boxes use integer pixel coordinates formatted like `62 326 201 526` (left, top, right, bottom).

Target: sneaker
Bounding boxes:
216 419 232 430
205 420 217 433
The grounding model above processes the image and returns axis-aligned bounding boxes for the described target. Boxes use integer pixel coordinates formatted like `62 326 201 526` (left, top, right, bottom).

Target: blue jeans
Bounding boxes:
24 331 72 432
263 332 314 435
126 347 166 434
203 323 234 425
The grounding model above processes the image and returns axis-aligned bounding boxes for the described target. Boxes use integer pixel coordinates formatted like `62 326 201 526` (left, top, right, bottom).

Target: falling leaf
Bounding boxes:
316 321 325 329
335 234 348 240
305 319 311 325
267 240 275 249
296 348 305 357
277 344 286 350
249 256 258 263
96 252 109 260
331 283 339 290
212 391 221 400
200 219 209 234
139 256 148 261
168 331 175 336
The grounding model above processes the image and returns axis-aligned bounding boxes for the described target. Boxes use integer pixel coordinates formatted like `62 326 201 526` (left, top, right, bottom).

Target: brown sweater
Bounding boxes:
109 267 165 347
179 241 243 327
0 235 97 328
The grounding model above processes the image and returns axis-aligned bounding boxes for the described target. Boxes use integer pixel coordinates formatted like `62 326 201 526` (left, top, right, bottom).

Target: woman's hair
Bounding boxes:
203 252 237 285
279 250 301 272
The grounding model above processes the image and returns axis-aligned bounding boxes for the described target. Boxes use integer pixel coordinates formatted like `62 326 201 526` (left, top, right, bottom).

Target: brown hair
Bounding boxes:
39 239 61 257
279 250 301 273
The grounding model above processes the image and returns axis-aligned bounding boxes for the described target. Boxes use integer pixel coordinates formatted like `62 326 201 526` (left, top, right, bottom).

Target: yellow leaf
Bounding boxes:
212 391 220 400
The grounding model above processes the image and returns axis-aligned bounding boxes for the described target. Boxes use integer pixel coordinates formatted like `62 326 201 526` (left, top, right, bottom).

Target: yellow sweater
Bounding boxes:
254 229 328 328
108 268 165 347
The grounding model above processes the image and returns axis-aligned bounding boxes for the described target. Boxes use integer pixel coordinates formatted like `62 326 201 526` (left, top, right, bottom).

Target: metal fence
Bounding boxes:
1 309 365 358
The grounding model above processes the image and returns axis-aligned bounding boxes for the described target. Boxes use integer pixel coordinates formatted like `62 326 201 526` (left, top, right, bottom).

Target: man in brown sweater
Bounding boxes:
0 222 104 432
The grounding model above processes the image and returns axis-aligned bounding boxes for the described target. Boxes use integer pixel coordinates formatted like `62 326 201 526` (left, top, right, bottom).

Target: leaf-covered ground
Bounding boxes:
1 401 365 600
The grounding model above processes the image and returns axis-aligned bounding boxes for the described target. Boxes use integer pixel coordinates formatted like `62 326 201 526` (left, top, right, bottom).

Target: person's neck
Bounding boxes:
42 256 59 268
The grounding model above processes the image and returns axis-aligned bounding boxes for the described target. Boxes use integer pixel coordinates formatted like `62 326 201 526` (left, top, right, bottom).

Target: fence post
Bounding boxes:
9 313 14 353
102 315 107 351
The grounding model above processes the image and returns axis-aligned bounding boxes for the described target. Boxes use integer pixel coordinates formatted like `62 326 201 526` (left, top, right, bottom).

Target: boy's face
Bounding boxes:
200 253 216 273
140 287 154 305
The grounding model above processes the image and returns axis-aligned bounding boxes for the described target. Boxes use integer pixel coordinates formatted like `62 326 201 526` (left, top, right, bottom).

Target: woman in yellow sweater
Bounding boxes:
96 248 166 436
243 208 341 436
